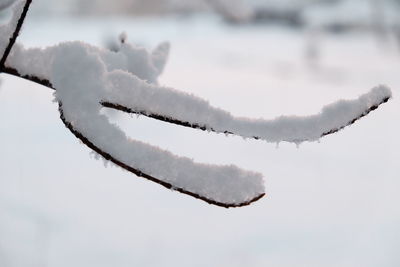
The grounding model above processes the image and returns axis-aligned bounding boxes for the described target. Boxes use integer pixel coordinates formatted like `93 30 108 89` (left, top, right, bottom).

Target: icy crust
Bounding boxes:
0 0 22 57
6 40 170 84
105 72 392 143
52 42 265 205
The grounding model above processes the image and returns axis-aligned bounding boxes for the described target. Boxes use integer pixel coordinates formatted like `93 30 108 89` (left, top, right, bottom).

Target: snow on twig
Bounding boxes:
101 72 391 143
5 43 392 144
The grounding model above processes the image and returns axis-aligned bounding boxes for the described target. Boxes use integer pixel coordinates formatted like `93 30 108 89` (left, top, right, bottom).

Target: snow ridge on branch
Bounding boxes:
0 0 393 208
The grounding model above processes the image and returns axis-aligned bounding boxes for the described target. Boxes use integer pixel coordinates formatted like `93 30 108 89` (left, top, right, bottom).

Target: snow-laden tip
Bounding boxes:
314 84 392 137
368 84 392 100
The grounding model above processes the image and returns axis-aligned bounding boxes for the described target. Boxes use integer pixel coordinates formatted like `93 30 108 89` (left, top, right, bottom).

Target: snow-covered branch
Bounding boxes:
101 76 391 143
0 0 393 208
4 49 392 144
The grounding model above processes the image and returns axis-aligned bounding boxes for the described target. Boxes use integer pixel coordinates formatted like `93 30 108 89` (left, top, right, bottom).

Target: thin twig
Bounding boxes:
0 0 33 71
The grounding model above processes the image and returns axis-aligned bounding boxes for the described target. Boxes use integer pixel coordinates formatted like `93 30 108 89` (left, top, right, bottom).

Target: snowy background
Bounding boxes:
1 0 400 266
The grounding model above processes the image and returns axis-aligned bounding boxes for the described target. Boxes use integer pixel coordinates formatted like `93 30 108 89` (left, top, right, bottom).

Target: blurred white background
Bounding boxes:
1 0 400 266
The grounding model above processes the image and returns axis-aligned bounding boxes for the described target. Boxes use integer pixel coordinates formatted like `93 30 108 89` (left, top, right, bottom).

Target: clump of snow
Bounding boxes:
151 41 170 78
51 42 265 206
7 39 169 84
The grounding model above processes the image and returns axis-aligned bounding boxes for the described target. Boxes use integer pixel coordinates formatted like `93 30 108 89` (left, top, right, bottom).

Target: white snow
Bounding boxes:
7 39 170 84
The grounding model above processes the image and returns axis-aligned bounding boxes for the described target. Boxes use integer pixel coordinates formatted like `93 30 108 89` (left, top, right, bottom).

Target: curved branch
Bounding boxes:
4 65 266 208
3 66 54 88
58 101 265 208
101 96 391 142
0 0 33 71
101 70 393 143
2 67 392 143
